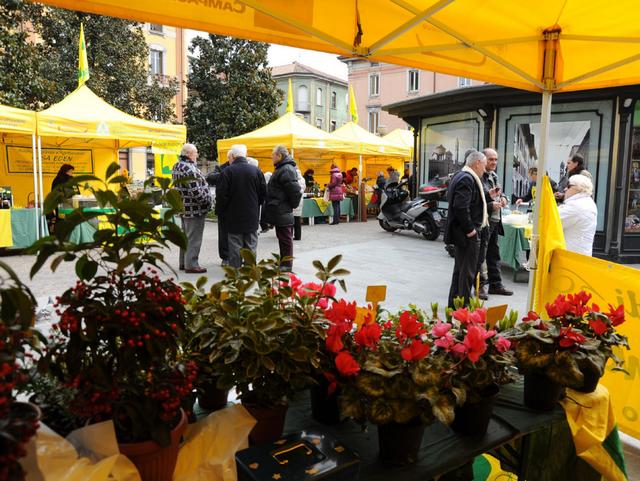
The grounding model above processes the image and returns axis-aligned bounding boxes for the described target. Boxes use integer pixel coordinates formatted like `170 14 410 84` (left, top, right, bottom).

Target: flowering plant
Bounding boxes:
505 291 629 389
0 261 42 481
181 252 348 408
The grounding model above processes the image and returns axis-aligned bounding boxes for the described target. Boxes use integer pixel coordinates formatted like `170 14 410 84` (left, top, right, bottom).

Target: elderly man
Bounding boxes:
215 144 266 268
444 149 489 308
207 151 231 265
263 145 302 272
477 148 513 299
172 143 212 273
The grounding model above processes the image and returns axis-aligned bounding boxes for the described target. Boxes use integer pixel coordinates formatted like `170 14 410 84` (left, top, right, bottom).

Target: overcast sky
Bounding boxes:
185 30 348 80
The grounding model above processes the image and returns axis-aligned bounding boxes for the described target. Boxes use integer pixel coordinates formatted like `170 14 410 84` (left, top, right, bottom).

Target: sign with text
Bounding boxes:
6 146 93 174
541 249 640 439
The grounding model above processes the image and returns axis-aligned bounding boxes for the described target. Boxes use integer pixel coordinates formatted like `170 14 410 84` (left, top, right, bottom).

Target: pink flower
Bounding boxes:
431 320 452 337
495 336 511 353
434 332 455 351
322 283 337 298
452 308 471 324
287 273 302 291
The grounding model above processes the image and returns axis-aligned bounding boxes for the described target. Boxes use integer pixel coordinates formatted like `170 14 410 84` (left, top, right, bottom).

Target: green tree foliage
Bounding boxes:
184 35 282 161
0 2 178 121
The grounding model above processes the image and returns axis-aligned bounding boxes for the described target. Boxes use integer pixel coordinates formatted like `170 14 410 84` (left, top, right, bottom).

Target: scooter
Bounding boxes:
377 179 446 240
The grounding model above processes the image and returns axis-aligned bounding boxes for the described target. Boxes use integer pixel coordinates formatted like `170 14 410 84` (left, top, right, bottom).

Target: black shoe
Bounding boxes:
489 285 514 296
478 292 489 300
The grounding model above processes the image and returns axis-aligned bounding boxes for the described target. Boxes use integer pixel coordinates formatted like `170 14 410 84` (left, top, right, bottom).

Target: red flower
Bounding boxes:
431 320 452 338
495 336 511 353
523 311 540 322
287 273 302 291
322 283 337 298
545 294 573 318
463 325 489 363
452 308 471 324
591 303 601 313
558 326 586 348
434 332 455 351
396 311 426 341
383 320 393 330
451 342 467 357
335 351 360 377
354 323 382 349
469 308 487 325
299 282 322 297
607 304 625 327
317 298 329 310
589 318 609 336
325 300 357 325
325 326 345 353
401 339 431 362
323 372 337 396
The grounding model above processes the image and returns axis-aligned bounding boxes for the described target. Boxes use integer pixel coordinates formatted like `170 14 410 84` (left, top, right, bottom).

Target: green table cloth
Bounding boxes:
9 208 49 249
498 223 531 270
301 198 354 220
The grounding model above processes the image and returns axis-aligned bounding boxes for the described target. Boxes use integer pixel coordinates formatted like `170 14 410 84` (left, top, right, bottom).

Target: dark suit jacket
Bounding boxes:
215 157 266 233
444 171 484 247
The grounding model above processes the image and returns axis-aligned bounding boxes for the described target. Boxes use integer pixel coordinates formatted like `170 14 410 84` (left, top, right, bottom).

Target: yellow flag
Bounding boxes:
532 175 566 312
78 23 90 86
349 85 358 123
286 78 293 113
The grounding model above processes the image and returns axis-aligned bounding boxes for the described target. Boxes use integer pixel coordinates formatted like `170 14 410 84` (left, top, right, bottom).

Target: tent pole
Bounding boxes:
37 136 46 237
31 133 39 240
526 90 553 311
358 154 363 222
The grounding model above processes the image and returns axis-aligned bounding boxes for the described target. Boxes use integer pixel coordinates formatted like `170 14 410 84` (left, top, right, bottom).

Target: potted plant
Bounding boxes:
181 252 348 444
0 261 42 481
506 291 629 410
330 306 439 466
427 300 518 436
31 163 195 481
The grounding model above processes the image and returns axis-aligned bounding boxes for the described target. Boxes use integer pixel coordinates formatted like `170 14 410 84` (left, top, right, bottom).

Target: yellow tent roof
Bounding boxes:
37 85 186 148
0 104 36 142
383 129 414 150
34 0 640 93
217 112 356 160
332 122 410 157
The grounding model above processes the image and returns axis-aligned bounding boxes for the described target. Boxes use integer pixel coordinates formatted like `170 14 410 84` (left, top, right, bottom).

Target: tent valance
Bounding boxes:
0 105 36 143
332 122 410 158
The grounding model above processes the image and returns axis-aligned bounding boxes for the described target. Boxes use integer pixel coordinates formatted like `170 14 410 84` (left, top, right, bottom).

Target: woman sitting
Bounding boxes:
558 174 597 256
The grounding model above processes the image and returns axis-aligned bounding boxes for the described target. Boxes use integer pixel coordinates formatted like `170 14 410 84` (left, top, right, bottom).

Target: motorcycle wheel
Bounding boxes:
420 215 440 240
379 219 398 232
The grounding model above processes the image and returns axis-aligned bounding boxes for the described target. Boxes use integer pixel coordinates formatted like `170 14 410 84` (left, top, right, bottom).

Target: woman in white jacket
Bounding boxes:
558 174 597 256
292 169 306 241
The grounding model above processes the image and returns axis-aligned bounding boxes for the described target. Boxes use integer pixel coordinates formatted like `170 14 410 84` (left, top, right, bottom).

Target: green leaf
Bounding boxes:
108 175 129 185
105 162 120 180
327 254 342 271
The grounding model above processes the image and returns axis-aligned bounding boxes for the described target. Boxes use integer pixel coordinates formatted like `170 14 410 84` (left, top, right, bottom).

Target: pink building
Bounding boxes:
340 58 483 134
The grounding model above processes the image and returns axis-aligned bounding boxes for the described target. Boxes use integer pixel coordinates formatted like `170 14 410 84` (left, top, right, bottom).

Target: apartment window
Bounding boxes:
316 88 323 106
331 91 337 109
330 120 337 132
149 24 163 33
458 77 472 87
408 69 419 92
149 49 164 76
316 118 323 129
369 73 380 96
297 85 309 111
368 111 379 134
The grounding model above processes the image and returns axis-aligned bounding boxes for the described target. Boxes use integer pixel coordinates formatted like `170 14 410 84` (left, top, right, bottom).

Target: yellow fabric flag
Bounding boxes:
286 78 293 113
78 23 90 86
532 175 566 312
349 85 358 124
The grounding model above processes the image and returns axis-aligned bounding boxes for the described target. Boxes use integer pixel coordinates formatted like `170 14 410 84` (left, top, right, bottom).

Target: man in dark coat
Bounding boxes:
444 149 488 308
207 152 231 266
477 148 513 299
263 145 302 272
215 144 266 269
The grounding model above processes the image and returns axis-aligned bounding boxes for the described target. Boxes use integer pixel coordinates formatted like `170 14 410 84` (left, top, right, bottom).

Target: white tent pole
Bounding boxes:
31 133 39 240
526 90 553 311
358 154 363 222
37 136 46 236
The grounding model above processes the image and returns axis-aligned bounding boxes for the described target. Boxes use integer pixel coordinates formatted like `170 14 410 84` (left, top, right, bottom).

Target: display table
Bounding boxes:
301 198 354 225
10 208 49 248
284 380 599 481
0 210 12 248
498 223 532 282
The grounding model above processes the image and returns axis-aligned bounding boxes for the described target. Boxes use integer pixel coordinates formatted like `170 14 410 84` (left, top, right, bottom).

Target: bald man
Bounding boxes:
477 148 512 298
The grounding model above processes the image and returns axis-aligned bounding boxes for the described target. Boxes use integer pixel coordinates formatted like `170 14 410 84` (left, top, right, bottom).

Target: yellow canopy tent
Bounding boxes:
217 111 357 186
383 129 414 152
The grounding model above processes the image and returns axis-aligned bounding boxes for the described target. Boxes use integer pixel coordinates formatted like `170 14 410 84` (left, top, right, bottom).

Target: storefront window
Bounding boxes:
625 104 640 233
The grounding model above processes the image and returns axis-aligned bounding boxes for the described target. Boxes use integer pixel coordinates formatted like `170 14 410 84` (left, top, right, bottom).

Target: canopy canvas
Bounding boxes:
383 129 414 152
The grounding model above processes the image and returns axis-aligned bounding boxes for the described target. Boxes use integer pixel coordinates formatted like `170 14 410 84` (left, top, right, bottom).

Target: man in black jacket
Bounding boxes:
444 149 489 308
207 152 231 266
215 144 266 268
263 145 302 272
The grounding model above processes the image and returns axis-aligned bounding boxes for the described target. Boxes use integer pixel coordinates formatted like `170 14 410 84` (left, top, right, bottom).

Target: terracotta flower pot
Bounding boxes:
451 384 499 436
524 371 564 411
197 382 229 412
377 419 425 466
242 402 288 445
118 410 187 481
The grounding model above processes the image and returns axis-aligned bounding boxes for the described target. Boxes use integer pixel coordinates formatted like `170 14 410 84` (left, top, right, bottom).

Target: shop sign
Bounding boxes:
6 146 94 174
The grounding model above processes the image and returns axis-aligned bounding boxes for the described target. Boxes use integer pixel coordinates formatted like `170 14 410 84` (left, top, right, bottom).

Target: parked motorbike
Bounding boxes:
377 179 447 240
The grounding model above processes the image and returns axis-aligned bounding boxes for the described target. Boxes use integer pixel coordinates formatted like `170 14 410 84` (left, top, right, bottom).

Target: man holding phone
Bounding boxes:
477 148 513 299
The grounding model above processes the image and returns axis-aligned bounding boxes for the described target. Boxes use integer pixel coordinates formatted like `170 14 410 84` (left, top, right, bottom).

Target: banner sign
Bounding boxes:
6 146 93 174
541 249 640 439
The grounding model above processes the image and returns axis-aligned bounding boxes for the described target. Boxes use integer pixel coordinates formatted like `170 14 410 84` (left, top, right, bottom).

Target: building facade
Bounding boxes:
340 58 482 135
271 62 350 132
385 84 640 263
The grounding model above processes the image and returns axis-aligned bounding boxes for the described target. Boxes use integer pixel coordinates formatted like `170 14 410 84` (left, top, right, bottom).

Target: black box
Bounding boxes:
236 431 360 481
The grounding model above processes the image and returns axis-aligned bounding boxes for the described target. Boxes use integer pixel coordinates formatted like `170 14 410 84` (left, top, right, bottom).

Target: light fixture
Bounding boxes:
477 108 487 118
623 98 633 108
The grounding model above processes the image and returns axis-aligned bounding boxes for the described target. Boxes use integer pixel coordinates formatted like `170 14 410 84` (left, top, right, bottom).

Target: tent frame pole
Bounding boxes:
31 133 39 240
526 90 553 311
358 154 363 222
37 136 46 237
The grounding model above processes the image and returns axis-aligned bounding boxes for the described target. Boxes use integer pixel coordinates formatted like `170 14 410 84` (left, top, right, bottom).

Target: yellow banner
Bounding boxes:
152 144 181 178
6 146 93 174
541 249 640 439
